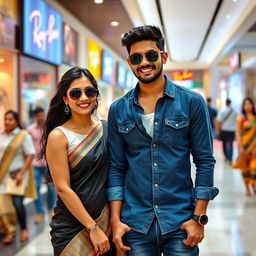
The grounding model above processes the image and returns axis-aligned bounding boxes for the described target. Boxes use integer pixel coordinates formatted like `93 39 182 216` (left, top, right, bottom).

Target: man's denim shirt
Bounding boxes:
107 76 219 235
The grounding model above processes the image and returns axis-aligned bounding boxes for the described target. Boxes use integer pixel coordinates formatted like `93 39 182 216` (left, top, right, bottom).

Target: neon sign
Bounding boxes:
171 70 193 81
23 0 62 65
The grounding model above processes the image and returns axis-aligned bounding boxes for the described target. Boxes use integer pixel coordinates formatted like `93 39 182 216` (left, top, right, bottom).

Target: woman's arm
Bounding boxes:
235 116 243 153
46 129 109 254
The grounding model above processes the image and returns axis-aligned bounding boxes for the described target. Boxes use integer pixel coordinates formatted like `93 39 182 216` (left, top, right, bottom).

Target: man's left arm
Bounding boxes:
181 95 219 247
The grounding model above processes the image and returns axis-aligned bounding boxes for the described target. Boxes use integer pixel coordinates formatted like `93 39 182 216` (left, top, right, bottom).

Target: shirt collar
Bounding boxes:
2 127 20 136
128 75 175 103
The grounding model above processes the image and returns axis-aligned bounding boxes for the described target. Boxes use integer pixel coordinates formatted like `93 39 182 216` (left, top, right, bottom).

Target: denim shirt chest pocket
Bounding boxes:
164 117 189 146
118 121 136 141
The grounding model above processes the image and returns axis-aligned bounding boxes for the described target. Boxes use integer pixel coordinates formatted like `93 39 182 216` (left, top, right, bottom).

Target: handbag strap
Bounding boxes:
221 108 233 126
0 130 28 184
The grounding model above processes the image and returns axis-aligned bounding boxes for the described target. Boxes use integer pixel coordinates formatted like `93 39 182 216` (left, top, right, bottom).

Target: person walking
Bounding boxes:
0 110 36 244
216 99 237 164
206 97 218 137
107 25 219 256
27 107 56 224
40 67 114 256
234 97 256 196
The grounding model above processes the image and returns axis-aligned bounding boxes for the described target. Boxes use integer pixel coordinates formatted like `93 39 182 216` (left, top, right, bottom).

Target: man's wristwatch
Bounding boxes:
191 214 208 226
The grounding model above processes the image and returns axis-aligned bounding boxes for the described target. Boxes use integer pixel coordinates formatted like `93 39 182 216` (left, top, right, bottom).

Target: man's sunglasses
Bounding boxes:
129 50 164 65
68 87 98 100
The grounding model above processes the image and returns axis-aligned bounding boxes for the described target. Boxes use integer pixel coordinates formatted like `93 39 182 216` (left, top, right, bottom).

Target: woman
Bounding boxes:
40 67 113 256
0 110 35 244
235 97 256 196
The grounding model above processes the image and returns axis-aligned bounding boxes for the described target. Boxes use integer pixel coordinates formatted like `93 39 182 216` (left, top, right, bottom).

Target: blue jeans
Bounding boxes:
123 218 199 256
221 131 235 162
33 166 56 214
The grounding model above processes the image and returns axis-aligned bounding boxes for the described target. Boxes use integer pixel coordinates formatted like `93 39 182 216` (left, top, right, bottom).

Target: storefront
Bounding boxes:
20 0 62 126
0 0 18 130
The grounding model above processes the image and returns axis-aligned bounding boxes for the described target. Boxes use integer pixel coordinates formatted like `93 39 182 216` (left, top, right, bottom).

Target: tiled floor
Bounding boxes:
1 140 256 256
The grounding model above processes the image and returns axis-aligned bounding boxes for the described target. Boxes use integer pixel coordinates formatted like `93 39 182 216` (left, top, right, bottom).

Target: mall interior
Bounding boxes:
0 0 256 255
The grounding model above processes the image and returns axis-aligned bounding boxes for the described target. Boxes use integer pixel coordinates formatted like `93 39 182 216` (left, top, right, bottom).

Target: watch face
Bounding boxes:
199 215 208 225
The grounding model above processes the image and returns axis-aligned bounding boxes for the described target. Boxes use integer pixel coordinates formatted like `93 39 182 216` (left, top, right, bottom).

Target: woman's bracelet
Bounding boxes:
87 223 98 232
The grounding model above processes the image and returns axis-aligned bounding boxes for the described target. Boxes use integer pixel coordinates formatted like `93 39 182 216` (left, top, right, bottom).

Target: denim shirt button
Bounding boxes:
154 184 158 187
175 123 179 127
155 205 159 209
152 143 156 147
153 163 157 166
154 122 158 125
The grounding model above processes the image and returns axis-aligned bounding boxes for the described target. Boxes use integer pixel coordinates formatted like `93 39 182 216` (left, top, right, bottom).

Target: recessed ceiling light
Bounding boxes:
226 14 231 19
110 21 119 27
232 0 237 2
0 58 4 63
94 0 104 4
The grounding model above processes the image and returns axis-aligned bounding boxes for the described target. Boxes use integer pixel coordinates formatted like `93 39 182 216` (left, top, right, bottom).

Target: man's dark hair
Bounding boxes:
226 98 231 105
33 106 44 115
121 25 165 54
206 97 212 103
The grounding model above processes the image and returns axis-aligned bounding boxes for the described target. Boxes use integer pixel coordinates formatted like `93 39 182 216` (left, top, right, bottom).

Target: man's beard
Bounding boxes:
133 64 163 84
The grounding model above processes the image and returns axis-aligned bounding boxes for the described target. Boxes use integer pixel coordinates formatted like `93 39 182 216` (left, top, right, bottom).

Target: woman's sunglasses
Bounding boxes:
68 87 98 100
129 50 164 65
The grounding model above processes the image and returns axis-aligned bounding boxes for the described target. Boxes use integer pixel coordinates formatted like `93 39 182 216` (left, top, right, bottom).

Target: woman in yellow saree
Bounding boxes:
235 97 256 196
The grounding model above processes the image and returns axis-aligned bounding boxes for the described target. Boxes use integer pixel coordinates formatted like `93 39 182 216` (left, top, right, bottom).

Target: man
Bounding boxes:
27 107 56 224
216 99 237 164
206 97 218 137
107 25 219 256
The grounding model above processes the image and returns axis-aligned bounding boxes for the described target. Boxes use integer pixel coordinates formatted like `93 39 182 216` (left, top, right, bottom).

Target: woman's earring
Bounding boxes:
64 104 70 115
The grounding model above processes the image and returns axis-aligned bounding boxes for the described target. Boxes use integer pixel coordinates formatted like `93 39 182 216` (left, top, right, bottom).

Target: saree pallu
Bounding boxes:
50 121 110 256
0 194 16 235
238 115 256 184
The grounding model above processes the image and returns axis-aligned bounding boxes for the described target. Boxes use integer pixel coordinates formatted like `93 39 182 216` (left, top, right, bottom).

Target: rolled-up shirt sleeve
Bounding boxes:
189 94 219 200
107 102 127 201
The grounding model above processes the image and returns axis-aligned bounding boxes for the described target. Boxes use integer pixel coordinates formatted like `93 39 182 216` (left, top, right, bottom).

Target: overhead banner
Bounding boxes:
22 0 63 65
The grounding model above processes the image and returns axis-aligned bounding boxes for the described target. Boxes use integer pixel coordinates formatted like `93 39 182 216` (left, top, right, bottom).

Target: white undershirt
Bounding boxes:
141 112 155 137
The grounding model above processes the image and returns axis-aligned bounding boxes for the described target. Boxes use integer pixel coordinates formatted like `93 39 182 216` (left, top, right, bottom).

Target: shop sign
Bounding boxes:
126 70 134 90
0 13 16 48
117 62 126 89
63 23 77 66
101 49 115 84
87 39 101 79
22 0 62 65
171 70 193 81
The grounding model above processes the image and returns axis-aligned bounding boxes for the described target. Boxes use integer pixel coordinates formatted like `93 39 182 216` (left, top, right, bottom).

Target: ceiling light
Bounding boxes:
110 21 119 27
232 0 237 2
0 58 4 63
226 14 231 19
94 0 104 4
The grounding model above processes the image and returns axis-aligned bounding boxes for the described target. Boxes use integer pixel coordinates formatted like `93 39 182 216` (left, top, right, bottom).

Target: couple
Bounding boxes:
41 25 219 256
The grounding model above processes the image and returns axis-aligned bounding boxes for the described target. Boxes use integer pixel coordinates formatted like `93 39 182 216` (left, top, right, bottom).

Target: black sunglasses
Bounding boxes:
129 50 164 65
68 87 98 100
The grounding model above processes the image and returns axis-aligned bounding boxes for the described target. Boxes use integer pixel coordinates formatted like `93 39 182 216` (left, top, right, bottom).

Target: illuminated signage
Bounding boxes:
22 0 62 65
101 49 115 84
126 70 134 90
171 70 193 81
87 39 101 79
0 13 16 48
229 52 240 70
117 62 126 89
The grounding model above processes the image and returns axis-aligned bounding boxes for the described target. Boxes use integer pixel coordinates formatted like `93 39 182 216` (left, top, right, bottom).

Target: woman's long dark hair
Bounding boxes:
241 97 256 119
39 66 99 160
4 110 22 129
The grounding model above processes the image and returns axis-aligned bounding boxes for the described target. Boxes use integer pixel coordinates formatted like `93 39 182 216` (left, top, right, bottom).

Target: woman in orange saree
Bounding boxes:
235 97 256 196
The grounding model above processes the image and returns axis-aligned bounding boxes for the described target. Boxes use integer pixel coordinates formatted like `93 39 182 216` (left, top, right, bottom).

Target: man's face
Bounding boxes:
127 40 168 84
33 111 45 124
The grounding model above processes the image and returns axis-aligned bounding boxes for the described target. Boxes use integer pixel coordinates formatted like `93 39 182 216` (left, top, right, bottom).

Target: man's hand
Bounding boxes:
180 219 204 247
111 220 131 255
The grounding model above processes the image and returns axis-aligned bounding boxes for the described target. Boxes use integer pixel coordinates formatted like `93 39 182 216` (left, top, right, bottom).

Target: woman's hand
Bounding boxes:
89 226 110 255
15 171 24 186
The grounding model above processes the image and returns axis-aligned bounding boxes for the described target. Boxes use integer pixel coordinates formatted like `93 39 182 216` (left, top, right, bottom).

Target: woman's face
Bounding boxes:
4 113 18 132
63 76 98 116
243 100 253 114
